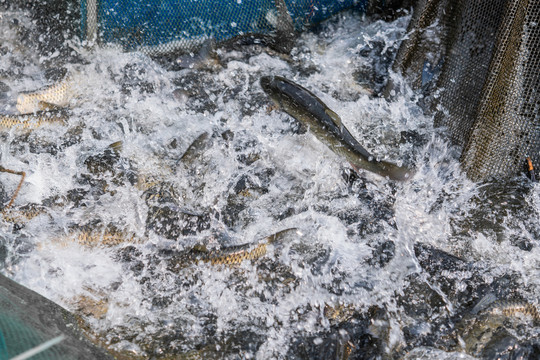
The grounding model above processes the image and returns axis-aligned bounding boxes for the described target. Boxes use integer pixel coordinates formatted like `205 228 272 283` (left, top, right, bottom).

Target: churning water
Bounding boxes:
1 7 540 359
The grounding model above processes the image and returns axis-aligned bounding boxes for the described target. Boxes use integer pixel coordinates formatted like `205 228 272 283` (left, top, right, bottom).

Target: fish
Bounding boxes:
270 0 295 53
69 228 139 247
2 203 47 224
178 132 212 166
16 72 75 114
485 300 540 320
469 292 540 322
4 69 77 131
454 293 540 356
0 102 69 130
188 240 269 266
260 75 413 181
169 228 298 268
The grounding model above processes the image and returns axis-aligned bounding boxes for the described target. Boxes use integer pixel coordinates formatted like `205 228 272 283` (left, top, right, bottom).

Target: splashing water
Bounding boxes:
1 8 540 359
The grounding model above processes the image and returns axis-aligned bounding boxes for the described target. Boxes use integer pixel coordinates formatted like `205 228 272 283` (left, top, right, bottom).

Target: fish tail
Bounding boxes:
350 159 413 181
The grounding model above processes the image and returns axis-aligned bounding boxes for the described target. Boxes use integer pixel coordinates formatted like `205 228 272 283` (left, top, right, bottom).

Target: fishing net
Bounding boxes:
393 0 540 181
0 273 112 359
79 0 373 55
78 0 413 54
13 0 413 56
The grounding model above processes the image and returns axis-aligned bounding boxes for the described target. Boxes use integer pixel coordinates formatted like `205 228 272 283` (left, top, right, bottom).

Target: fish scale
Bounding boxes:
485 300 540 322
2 206 46 223
0 110 67 130
73 230 139 247
171 228 296 268
0 72 74 131
199 242 268 266
16 74 75 114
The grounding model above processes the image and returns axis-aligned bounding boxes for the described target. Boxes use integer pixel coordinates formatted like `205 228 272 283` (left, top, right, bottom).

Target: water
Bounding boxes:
1 7 540 359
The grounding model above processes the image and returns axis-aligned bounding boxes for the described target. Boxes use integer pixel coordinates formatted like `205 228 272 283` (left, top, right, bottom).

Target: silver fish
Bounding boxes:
260 76 412 181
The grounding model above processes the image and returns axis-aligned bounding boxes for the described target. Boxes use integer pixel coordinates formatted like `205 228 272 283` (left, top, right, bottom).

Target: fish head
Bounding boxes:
260 76 274 94
260 75 295 108
260 75 283 108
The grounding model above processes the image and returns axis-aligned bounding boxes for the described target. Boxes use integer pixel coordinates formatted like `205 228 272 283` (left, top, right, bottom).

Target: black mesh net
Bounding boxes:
393 0 540 180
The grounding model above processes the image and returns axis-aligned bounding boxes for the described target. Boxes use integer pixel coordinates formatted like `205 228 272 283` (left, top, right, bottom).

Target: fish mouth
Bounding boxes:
259 76 274 93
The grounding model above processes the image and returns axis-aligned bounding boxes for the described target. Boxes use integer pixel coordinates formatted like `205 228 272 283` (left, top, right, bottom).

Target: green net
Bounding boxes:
0 273 112 360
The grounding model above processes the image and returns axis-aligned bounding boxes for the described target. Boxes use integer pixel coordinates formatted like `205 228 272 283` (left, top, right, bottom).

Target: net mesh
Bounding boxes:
80 0 368 55
0 273 112 359
393 0 540 181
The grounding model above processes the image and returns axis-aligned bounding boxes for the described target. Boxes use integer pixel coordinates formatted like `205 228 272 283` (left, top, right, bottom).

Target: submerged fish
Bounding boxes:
470 292 540 322
169 228 297 268
16 72 75 114
2 203 47 224
0 102 68 130
455 293 540 356
260 75 412 181
188 240 269 266
178 132 212 166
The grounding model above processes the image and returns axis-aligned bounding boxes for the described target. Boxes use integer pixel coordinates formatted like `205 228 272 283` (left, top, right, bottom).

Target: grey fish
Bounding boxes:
178 132 212 166
271 0 295 53
260 76 412 181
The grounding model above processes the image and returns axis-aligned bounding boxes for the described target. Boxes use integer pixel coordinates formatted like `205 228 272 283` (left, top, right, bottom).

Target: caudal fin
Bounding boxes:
350 160 413 181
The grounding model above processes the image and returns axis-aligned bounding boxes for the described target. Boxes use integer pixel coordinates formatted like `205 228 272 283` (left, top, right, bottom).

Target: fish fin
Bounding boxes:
471 293 497 314
271 0 295 53
175 38 220 70
266 227 298 244
108 141 123 154
200 38 217 57
325 108 342 128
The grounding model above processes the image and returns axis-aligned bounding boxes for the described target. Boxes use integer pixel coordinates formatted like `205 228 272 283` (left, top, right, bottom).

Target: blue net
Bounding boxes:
80 0 368 53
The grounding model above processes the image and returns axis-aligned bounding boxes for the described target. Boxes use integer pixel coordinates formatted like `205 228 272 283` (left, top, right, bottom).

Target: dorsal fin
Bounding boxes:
325 108 342 128
108 141 123 154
